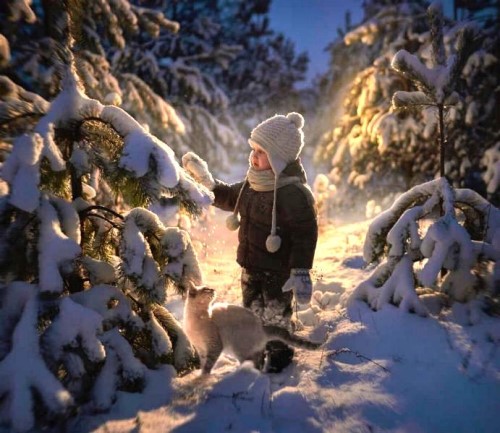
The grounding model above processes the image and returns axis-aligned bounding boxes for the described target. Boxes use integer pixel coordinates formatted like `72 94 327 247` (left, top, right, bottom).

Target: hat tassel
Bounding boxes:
226 179 247 231
266 176 281 253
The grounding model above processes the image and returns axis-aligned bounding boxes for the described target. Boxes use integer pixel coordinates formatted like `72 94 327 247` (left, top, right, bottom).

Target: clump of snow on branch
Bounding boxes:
0 285 74 432
1 133 44 212
351 178 499 315
0 34 10 67
120 208 170 304
482 142 500 199
161 226 203 289
38 196 81 294
90 328 147 411
391 2 476 107
120 208 203 303
3 0 36 23
71 284 132 330
42 297 106 375
1 69 212 213
80 256 117 285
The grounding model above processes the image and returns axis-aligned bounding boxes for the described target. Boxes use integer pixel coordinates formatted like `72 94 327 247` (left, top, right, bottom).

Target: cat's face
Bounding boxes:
188 285 216 303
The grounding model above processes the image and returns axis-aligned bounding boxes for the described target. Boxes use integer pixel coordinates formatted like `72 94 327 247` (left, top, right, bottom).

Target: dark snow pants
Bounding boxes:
241 268 295 373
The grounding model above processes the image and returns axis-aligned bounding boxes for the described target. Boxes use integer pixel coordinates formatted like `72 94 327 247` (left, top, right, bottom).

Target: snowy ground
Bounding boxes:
67 210 500 433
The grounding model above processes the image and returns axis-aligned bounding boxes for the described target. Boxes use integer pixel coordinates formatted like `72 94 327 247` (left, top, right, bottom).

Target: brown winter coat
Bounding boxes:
212 161 318 275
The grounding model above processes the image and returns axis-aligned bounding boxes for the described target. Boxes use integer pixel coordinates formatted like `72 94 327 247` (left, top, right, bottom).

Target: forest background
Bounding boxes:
0 0 499 432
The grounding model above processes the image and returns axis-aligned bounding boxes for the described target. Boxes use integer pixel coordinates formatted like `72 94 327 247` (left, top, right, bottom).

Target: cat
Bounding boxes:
183 284 321 374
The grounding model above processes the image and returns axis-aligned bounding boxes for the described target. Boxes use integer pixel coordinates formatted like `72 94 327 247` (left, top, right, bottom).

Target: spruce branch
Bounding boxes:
83 212 122 229
79 205 125 221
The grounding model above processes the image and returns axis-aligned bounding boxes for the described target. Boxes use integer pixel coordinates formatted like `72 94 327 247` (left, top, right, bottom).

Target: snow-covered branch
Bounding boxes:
0 287 73 432
354 177 499 313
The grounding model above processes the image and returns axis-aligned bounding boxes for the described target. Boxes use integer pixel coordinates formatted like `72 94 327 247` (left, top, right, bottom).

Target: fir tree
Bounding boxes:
0 1 212 430
212 0 309 134
391 2 477 180
0 0 183 135
351 177 499 316
312 0 499 210
110 0 245 173
350 3 500 318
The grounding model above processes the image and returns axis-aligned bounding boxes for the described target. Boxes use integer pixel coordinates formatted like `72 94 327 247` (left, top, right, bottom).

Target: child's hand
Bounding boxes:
182 151 216 190
282 269 312 305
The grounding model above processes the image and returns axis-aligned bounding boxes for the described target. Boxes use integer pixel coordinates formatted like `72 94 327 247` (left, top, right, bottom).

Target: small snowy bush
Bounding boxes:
351 168 499 315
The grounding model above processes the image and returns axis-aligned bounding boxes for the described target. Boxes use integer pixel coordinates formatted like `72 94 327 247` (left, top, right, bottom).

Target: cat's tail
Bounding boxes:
263 325 321 350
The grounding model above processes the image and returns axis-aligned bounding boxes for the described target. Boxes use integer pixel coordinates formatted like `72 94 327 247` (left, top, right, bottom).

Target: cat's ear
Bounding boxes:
187 280 198 297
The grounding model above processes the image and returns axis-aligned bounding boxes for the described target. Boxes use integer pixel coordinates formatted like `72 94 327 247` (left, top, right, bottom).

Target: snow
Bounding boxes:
147 312 173 356
79 257 117 285
120 129 179 188
0 287 73 432
4 0 36 24
71 284 131 327
59 209 499 433
43 297 105 364
482 143 500 195
37 197 81 294
1 133 43 212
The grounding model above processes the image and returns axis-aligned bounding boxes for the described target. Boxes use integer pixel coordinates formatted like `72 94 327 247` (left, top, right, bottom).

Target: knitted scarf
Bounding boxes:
246 167 301 191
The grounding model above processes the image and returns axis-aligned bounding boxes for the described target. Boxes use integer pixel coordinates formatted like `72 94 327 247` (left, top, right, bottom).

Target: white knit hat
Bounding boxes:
249 112 304 176
239 112 305 253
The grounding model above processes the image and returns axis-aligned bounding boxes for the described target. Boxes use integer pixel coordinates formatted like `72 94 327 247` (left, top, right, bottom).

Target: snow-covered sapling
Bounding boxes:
351 178 499 316
391 1 477 179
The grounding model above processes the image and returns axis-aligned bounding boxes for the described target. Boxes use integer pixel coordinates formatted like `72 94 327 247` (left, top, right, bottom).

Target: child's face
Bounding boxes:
250 142 272 171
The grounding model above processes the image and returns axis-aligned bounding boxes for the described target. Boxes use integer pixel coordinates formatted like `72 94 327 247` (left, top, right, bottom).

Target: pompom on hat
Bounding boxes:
225 112 305 253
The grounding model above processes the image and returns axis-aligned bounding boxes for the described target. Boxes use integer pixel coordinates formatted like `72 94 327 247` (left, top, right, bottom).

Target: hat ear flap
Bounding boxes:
268 157 287 178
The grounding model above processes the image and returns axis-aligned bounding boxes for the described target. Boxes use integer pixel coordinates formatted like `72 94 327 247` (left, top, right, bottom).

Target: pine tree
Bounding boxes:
391 2 477 179
212 0 309 134
109 0 246 174
350 3 500 319
0 0 183 135
313 0 499 210
0 1 212 430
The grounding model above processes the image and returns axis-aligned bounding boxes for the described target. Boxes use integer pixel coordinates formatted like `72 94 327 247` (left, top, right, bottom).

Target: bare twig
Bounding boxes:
84 212 122 229
206 391 253 411
326 348 390 373
319 345 327 369
79 205 125 220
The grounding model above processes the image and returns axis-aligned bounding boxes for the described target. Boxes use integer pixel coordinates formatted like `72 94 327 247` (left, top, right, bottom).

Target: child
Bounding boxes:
183 112 318 373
